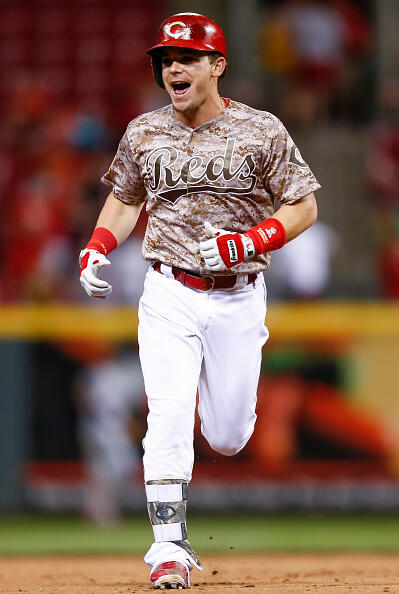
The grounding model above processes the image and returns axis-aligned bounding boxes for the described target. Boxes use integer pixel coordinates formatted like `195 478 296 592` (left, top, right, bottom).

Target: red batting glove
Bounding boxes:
200 219 286 271
200 222 255 270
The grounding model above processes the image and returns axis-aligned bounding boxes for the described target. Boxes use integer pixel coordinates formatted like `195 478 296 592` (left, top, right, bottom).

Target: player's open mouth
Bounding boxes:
172 82 191 97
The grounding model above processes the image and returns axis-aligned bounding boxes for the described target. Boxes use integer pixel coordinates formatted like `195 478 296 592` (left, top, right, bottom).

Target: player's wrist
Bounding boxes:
244 218 286 255
241 234 255 259
86 227 117 256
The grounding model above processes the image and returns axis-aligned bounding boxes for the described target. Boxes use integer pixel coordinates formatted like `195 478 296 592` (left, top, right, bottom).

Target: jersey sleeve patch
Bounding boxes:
264 118 321 204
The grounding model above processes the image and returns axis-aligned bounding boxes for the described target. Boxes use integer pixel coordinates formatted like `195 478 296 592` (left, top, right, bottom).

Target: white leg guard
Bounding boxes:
146 479 188 542
145 479 202 571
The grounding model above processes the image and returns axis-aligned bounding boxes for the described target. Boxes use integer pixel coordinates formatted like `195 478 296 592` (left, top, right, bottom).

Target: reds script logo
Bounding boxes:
145 138 257 204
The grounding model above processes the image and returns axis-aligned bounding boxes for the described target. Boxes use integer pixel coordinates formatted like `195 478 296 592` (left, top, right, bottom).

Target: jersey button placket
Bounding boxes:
186 130 196 197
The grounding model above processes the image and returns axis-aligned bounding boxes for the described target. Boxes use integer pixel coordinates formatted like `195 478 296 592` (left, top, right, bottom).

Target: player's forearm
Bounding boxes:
272 192 317 243
94 192 145 246
80 193 144 298
200 192 318 270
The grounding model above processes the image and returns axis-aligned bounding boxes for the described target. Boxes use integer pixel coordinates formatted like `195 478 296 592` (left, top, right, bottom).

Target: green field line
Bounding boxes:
0 514 398 556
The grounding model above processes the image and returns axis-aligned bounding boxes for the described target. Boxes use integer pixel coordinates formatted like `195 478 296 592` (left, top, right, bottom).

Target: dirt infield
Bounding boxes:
0 553 398 593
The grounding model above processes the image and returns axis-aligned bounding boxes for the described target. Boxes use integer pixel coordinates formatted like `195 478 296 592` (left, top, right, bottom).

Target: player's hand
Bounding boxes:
79 249 112 299
199 222 255 271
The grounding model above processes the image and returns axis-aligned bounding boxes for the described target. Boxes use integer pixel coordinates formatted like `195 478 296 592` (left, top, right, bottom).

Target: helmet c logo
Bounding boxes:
165 21 190 39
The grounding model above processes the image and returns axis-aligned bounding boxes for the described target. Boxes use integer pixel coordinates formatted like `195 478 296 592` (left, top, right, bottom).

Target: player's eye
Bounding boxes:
162 54 199 67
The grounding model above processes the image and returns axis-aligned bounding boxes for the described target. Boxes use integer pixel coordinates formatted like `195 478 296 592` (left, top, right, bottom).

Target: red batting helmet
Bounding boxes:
146 13 227 88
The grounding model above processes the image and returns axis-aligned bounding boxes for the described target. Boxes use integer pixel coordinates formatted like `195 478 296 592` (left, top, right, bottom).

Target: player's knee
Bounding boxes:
205 434 249 457
202 415 256 456
212 443 241 456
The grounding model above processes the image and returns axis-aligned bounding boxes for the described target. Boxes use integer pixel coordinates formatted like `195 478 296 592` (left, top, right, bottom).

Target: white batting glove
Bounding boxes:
199 221 255 271
79 248 112 299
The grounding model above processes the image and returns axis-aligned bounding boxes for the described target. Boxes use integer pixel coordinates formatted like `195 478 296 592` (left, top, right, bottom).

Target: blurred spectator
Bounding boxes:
265 220 340 299
259 0 373 127
366 79 399 298
74 345 145 524
0 79 161 302
0 2 165 303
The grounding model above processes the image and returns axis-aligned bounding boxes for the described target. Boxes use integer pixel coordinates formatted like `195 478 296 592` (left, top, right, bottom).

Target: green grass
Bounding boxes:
0 514 398 556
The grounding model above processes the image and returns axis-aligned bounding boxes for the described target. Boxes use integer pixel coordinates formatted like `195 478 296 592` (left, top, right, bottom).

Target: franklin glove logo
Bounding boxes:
227 239 238 263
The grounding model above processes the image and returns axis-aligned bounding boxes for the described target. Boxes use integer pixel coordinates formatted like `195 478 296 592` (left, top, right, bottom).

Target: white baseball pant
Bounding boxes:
138 264 268 568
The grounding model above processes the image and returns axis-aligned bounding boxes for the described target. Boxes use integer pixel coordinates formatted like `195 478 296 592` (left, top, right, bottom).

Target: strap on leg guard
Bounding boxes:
146 479 202 570
146 479 188 542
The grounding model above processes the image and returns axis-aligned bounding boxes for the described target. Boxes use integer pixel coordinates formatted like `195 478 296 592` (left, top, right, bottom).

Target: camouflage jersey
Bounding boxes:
101 99 321 275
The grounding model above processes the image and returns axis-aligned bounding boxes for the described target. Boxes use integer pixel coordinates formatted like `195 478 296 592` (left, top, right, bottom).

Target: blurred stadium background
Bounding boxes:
0 0 399 554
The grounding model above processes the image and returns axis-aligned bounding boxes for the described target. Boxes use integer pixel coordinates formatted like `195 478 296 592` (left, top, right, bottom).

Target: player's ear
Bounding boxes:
211 56 226 79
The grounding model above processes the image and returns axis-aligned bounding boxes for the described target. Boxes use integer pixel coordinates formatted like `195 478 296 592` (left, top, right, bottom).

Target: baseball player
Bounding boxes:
79 13 320 589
